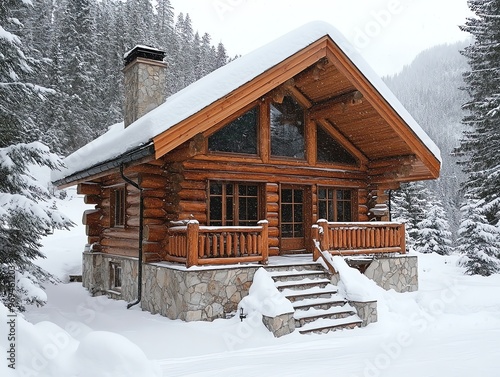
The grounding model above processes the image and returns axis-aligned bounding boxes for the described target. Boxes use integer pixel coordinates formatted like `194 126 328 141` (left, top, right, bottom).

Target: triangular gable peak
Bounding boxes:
152 35 440 184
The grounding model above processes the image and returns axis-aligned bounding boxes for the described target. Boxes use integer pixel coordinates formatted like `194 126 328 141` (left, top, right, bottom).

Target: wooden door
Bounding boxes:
280 185 310 253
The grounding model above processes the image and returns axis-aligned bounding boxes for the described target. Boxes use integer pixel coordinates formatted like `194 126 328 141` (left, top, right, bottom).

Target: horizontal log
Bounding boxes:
101 237 140 249
144 225 167 242
142 189 168 198
268 227 279 237
102 228 139 239
82 209 102 226
269 246 279 256
179 180 206 190
143 252 162 263
86 225 101 237
177 212 207 223
266 183 279 193
266 202 279 213
143 242 162 253
143 208 167 218
100 247 138 258
178 189 206 201
84 195 101 205
139 174 169 189
266 192 279 203
179 201 206 213
143 197 165 209
78 183 101 195
127 217 166 227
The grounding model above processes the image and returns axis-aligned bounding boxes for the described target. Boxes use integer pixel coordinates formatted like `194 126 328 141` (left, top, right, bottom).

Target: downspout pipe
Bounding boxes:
388 189 392 222
120 164 144 309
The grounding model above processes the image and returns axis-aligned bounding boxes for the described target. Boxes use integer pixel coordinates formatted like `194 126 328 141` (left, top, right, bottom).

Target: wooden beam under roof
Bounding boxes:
309 90 364 120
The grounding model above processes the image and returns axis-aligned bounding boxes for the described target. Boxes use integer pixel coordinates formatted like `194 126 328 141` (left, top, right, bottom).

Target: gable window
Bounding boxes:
209 182 260 226
208 107 258 155
111 186 126 227
318 187 353 222
109 262 122 291
270 95 305 159
317 124 357 165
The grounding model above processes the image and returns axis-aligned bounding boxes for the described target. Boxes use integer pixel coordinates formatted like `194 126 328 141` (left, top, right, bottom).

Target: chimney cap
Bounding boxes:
124 45 166 66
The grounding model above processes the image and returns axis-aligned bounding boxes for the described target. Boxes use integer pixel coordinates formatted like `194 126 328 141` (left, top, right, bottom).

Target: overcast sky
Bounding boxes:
169 0 473 77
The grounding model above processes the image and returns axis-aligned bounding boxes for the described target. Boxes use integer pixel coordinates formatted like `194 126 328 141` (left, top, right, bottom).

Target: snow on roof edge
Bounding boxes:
53 21 441 184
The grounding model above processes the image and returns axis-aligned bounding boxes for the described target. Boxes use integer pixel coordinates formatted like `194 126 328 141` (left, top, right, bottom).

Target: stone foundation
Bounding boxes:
262 313 295 337
142 263 259 321
83 251 261 321
349 300 377 327
363 255 418 293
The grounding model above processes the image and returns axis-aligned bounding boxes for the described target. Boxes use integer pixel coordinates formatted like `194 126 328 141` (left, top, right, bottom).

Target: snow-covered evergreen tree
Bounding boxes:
457 199 500 275
414 199 452 255
391 182 452 254
0 0 73 311
454 0 500 274
391 182 429 250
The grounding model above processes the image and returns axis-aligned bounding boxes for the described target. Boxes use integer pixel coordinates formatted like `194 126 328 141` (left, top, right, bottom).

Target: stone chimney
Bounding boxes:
123 45 167 127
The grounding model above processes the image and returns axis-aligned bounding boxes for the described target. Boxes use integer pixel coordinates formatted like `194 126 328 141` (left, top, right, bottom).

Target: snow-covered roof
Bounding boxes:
52 21 441 184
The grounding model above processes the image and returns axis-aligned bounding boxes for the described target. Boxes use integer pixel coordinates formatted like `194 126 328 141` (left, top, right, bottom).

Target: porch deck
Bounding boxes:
165 220 406 268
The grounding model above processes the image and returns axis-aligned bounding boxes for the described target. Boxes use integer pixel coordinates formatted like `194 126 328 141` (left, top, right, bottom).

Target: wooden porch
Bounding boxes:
165 219 406 267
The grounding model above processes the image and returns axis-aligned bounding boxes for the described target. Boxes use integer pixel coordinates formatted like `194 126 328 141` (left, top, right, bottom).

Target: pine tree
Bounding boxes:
454 0 500 274
457 199 500 275
391 182 429 250
458 0 500 221
414 198 452 255
0 0 73 312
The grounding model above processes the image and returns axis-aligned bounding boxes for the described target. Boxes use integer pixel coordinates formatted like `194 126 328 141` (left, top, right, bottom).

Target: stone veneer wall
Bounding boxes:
82 251 138 302
142 263 259 321
363 255 418 293
123 59 167 127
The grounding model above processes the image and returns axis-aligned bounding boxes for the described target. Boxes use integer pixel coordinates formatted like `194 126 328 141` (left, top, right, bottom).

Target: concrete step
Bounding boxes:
264 263 324 273
298 315 362 334
275 277 332 291
294 304 357 326
292 295 347 310
282 285 338 302
269 269 330 283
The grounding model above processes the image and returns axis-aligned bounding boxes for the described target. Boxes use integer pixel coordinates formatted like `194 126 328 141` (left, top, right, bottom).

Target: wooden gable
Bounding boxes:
152 36 440 185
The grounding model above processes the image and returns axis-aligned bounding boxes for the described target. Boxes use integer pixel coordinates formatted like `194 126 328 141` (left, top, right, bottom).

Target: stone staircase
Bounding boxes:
265 264 362 334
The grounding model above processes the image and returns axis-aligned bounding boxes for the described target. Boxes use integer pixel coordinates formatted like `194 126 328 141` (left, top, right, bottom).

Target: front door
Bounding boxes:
280 185 310 253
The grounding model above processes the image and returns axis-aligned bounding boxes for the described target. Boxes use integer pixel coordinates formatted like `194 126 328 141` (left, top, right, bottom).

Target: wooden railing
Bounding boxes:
312 220 406 260
166 220 269 267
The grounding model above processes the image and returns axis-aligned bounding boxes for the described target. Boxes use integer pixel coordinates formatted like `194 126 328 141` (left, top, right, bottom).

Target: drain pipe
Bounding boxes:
120 164 144 309
388 189 392 222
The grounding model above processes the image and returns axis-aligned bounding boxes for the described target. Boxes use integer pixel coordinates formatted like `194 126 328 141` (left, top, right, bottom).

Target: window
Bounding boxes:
270 95 305 159
111 187 126 227
209 182 259 226
109 262 122 291
317 124 357 165
208 107 258 155
318 188 353 222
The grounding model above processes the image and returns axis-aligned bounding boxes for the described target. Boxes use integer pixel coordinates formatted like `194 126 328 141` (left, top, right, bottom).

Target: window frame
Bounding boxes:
109 262 122 292
206 103 260 157
110 185 126 228
317 187 355 222
269 94 307 161
208 181 262 226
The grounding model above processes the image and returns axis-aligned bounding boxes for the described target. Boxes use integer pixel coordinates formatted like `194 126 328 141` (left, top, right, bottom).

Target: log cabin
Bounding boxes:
52 21 440 327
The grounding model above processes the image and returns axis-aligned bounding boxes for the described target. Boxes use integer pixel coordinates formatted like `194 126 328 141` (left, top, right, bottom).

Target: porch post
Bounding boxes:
186 220 199 267
317 219 330 252
258 220 269 264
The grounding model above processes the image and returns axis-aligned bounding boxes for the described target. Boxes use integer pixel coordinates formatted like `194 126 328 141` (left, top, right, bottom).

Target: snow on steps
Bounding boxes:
266 265 362 334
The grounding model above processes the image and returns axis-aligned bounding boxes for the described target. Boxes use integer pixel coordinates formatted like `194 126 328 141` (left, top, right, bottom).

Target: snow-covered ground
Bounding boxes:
3 193 500 376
